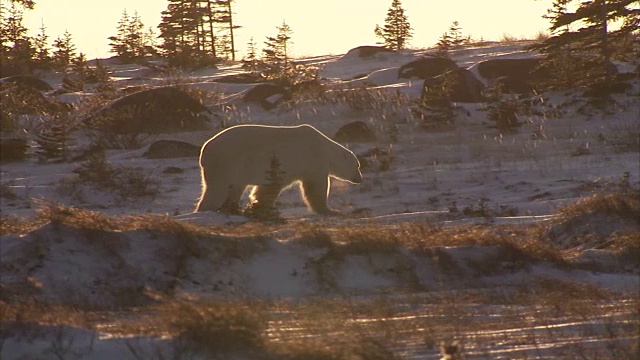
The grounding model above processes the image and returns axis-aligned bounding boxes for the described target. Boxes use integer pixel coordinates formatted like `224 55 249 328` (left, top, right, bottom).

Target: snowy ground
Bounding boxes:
1 41 639 359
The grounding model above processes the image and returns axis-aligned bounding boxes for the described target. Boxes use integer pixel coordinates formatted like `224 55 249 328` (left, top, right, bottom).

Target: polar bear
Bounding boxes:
195 124 362 215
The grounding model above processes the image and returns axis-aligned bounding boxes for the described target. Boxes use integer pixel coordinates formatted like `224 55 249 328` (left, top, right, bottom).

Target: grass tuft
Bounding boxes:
164 301 267 356
545 191 640 254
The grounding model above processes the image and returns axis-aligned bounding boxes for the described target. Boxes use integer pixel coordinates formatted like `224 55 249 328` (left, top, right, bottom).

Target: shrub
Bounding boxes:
483 82 524 134
417 71 460 130
555 190 640 222
34 118 73 163
65 148 160 201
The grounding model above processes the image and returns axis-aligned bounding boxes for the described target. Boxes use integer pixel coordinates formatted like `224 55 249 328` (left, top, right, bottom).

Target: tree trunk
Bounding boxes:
227 0 236 61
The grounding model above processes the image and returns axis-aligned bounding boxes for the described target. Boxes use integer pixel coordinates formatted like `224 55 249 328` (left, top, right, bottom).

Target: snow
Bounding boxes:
1 41 639 359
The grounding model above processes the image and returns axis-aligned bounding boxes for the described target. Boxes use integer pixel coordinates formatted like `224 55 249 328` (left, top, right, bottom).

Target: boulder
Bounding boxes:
143 140 201 159
213 72 263 84
422 68 485 103
0 75 53 91
399 57 459 79
345 46 395 58
356 147 393 172
334 121 376 143
476 58 547 94
243 83 291 110
84 86 211 133
478 57 620 93
291 80 326 95
0 85 57 115
0 63 29 78
0 138 28 163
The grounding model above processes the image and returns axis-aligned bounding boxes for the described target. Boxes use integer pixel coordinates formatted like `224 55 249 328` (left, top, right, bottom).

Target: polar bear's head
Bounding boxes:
329 146 363 184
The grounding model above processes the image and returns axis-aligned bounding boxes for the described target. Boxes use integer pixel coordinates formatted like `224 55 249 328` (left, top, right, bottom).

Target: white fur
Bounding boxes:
195 124 361 214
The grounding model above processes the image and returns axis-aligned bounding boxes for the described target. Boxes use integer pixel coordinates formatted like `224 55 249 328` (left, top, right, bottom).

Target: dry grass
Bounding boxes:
2 288 637 359
545 191 640 257
0 300 92 328
555 190 640 222
2 201 211 236
163 301 267 356
291 221 565 267
3 191 637 273
0 198 598 267
0 213 49 236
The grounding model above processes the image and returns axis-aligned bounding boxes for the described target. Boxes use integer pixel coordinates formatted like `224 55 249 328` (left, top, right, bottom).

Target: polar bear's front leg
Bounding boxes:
301 177 340 215
195 183 228 212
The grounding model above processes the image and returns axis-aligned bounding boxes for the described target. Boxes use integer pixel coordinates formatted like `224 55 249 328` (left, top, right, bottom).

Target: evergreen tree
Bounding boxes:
52 30 76 70
127 11 146 56
374 0 413 50
159 0 198 66
109 10 130 58
436 21 470 55
7 0 35 9
242 36 261 71
210 0 239 60
530 0 639 90
0 2 33 70
109 10 154 62
32 20 51 66
158 0 239 66
142 26 158 56
159 0 208 66
35 121 71 163
418 71 458 128
222 0 238 60
483 82 523 135
262 21 293 79
72 52 88 77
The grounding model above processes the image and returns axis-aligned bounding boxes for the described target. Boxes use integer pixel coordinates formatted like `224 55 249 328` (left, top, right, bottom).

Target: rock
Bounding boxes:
163 166 184 174
0 75 53 91
0 138 28 163
0 85 56 116
398 57 459 79
584 80 631 98
84 87 211 133
356 146 393 172
213 73 263 84
334 121 376 143
0 63 30 78
345 45 395 58
291 80 326 95
243 83 291 110
476 58 547 94
144 140 201 159
422 68 485 103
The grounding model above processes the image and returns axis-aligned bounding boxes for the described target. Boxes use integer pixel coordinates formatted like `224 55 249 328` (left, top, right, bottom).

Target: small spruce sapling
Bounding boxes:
35 120 71 163
246 154 285 221
417 71 459 129
483 82 523 134
436 21 470 57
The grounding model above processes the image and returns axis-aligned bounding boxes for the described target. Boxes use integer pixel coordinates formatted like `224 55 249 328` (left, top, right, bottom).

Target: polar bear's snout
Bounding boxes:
351 171 363 184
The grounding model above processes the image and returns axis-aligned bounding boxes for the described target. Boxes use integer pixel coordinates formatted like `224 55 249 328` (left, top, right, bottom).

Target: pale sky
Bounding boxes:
22 0 554 60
